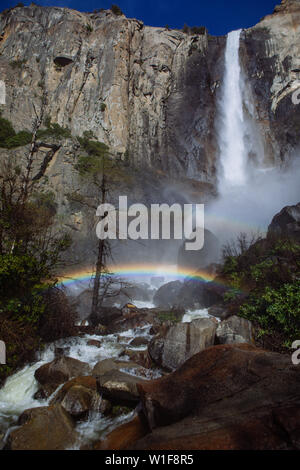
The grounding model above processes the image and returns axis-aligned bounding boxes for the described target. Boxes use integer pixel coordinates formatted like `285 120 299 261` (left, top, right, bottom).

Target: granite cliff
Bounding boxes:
0 0 299 267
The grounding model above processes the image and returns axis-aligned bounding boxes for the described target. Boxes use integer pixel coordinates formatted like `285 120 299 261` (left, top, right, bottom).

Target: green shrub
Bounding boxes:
37 122 71 140
86 23 93 33
219 234 300 351
0 113 16 146
240 282 300 348
100 102 106 112
0 113 33 148
5 130 32 148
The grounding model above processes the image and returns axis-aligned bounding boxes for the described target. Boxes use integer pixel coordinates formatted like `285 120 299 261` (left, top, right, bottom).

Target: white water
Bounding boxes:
0 324 157 447
218 29 247 191
206 30 300 245
182 308 212 323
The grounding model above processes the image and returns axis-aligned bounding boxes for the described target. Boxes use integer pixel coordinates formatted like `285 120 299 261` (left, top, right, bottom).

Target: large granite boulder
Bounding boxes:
131 344 300 450
216 315 254 344
50 376 100 419
96 370 146 403
92 358 140 377
7 405 78 450
34 357 91 396
94 415 148 450
153 281 183 308
148 317 217 370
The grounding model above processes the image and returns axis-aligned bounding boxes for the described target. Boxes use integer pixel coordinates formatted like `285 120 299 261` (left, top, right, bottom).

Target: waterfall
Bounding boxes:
218 29 247 191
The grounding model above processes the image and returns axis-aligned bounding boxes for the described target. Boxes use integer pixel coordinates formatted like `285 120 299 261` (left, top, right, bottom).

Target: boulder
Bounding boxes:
130 337 149 347
87 339 101 348
94 415 148 450
50 376 99 419
268 202 300 241
60 385 98 419
157 277 227 311
207 305 231 320
131 344 300 450
96 370 145 403
8 405 78 450
51 375 97 401
177 229 220 271
106 310 155 334
34 356 91 396
90 306 122 327
216 315 254 344
153 281 183 308
92 359 140 377
124 349 153 369
148 317 217 370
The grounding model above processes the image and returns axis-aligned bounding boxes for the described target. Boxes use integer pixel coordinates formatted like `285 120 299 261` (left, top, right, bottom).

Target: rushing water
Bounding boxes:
218 29 247 191
0 323 155 448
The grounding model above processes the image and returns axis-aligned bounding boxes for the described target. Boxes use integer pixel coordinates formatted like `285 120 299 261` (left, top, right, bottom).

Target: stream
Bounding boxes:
0 288 211 449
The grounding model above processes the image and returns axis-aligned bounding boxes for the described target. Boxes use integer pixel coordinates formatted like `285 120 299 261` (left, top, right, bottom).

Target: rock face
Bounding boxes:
216 315 254 344
148 317 217 370
0 4 223 181
0 2 299 271
268 202 300 241
133 344 300 450
8 405 78 450
241 0 300 165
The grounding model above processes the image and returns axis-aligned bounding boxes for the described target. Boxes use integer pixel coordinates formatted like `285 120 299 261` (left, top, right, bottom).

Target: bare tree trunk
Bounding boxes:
90 163 107 323
20 91 47 206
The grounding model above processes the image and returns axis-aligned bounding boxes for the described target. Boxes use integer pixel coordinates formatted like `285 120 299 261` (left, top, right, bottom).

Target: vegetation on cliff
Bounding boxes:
218 234 300 351
0 117 75 384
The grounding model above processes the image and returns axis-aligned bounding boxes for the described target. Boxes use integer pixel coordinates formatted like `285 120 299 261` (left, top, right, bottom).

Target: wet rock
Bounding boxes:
216 315 254 344
60 385 98 419
54 347 67 357
92 358 140 377
208 305 231 320
99 398 113 416
87 339 101 348
8 405 78 450
97 370 145 403
130 337 149 347
94 415 148 450
268 202 300 242
124 349 153 369
148 317 217 371
34 356 91 397
132 344 300 449
33 388 47 400
49 376 100 419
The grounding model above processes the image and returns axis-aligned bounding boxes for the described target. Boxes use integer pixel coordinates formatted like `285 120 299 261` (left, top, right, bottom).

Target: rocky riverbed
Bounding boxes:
2 298 293 451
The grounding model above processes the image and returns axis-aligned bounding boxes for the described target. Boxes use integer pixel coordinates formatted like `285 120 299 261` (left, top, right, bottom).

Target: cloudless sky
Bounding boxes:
0 0 279 35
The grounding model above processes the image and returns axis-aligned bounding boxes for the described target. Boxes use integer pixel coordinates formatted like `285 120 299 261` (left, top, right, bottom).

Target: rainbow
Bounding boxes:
57 263 216 287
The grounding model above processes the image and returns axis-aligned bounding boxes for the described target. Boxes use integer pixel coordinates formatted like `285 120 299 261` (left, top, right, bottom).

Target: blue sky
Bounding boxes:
1 0 279 35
